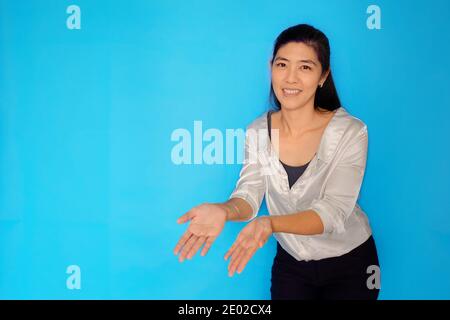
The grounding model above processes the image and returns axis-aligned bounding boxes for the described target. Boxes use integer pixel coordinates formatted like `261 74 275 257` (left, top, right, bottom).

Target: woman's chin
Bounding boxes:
280 100 304 110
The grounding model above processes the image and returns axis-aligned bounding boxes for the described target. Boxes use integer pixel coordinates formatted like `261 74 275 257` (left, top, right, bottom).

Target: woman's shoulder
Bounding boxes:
334 106 368 136
245 110 270 131
318 107 368 161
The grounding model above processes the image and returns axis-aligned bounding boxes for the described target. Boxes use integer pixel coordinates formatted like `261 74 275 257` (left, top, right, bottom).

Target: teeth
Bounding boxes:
283 89 301 95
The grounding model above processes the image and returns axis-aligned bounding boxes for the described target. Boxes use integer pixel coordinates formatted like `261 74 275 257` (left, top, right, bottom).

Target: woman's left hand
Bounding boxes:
224 216 273 277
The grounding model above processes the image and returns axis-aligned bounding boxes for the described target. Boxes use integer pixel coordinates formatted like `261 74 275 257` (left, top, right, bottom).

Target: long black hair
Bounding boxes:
269 24 341 112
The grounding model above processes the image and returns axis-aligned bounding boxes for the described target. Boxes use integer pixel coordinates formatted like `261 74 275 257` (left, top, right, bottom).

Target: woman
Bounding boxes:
174 24 380 300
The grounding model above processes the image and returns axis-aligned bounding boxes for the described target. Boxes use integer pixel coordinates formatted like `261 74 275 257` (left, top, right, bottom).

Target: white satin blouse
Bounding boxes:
228 106 373 261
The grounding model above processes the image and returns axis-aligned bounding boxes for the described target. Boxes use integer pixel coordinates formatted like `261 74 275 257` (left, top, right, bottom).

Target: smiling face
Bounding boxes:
270 42 329 111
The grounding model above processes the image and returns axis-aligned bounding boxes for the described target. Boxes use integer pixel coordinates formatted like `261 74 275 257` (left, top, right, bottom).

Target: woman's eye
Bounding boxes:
276 63 286 67
300 65 311 70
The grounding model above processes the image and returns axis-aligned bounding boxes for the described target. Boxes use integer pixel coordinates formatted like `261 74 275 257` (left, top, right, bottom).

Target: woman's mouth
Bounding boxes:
282 88 302 96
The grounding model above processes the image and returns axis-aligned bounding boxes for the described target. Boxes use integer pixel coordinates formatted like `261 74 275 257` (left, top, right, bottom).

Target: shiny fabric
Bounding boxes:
229 106 372 261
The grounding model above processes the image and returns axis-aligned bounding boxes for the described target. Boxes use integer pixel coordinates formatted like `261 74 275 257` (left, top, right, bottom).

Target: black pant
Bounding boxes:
271 236 380 300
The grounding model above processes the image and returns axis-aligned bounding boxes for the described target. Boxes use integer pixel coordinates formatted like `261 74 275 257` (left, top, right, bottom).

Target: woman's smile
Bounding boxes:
282 88 302 96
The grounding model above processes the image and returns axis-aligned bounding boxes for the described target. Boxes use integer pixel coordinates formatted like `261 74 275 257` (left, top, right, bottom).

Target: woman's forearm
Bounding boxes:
217 198 254 222
269 210 325 235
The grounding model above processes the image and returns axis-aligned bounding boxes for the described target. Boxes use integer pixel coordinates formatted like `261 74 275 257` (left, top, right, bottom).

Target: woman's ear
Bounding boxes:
321 69 330 84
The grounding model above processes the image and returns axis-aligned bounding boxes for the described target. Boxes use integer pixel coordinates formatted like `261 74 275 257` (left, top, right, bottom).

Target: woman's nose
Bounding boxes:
285 67 298 83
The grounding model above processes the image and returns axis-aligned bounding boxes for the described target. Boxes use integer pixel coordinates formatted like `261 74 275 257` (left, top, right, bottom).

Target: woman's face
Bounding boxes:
270 42 329 110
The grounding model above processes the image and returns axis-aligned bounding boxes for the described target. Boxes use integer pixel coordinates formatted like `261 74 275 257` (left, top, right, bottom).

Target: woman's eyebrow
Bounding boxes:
274 56 317 66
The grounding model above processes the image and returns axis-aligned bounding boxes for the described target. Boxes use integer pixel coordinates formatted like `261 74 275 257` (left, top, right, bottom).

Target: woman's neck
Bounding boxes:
278 106 319 138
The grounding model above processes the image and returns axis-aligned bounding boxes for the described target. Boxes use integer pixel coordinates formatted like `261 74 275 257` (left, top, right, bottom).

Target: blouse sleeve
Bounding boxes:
310 125 369 234
228 125 266 221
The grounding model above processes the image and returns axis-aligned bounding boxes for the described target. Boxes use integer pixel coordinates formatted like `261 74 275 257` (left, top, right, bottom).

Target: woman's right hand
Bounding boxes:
174 203 228 262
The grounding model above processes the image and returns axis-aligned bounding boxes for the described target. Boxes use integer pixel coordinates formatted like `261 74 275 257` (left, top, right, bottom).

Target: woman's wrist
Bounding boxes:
262 216 275 234
216 202 237 221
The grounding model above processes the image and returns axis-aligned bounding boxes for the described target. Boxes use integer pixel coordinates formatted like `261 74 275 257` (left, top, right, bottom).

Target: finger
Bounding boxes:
228 237 249 266
186 236 206 259
254 225 269 247
228 238 252 275
174 230 193 255
259 236 269 248
236 246 258 274
228 246 246 277
228 240 247 272
224 242 237 261
224 237 243 261
201 236 215 256
179 234 198 262
177 211 193 224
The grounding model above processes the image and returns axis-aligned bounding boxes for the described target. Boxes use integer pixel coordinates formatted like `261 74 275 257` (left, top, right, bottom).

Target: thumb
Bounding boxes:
258 238 267 248
177 211 193 224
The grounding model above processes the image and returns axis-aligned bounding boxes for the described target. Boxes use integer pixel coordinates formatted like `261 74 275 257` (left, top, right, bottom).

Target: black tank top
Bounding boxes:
267 110 310 189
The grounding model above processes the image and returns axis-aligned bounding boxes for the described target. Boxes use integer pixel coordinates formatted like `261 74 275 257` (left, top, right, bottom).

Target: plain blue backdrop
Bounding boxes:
1 0 449 299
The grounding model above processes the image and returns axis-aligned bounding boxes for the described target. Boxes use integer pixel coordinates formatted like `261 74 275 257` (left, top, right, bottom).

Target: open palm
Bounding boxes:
224 216 273 277
174 203 227 262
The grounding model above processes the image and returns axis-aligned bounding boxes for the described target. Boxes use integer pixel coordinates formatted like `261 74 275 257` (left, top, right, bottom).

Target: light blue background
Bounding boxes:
1 0 449 299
